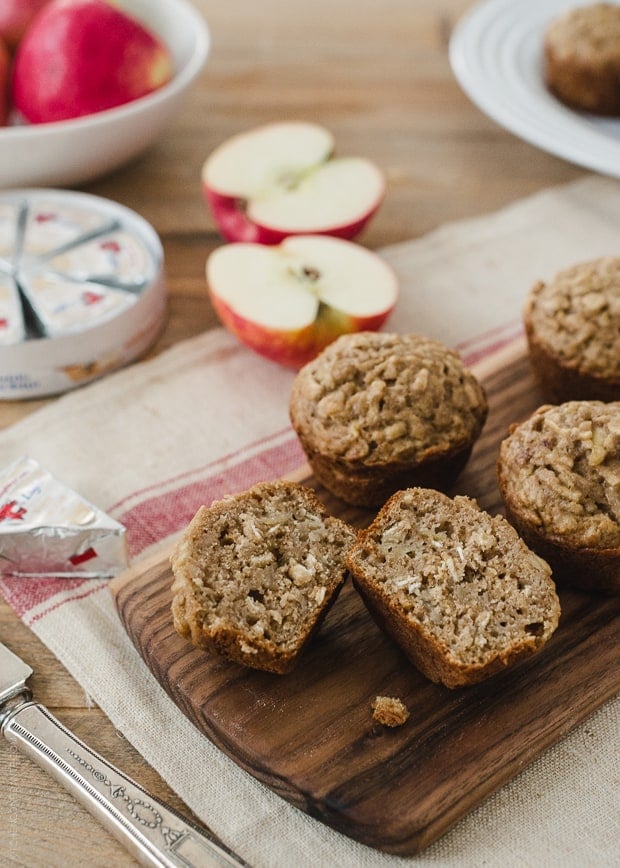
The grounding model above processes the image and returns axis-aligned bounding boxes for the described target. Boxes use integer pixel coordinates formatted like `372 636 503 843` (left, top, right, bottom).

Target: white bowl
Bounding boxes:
0 0 210 188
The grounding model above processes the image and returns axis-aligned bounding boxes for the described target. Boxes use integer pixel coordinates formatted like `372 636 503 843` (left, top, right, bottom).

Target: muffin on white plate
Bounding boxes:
544 3 620 115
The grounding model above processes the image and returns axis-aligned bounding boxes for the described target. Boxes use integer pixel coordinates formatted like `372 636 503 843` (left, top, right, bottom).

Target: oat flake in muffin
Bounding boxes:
524 257 620 402
289 332 487 507
498 401 620 592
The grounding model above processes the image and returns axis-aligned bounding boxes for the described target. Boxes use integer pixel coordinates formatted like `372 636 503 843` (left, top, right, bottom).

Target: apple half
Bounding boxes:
206 235 398 368
202 122 385 245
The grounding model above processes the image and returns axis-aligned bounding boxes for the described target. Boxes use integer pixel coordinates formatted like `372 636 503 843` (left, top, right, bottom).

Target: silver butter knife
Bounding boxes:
0 641 249 867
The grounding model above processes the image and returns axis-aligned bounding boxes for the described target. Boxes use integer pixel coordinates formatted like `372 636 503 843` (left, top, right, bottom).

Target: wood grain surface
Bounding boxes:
110 338 620 855
0 0 591 863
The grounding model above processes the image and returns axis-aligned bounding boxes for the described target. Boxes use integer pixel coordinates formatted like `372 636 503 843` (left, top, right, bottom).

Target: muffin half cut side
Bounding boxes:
346 487 560 688
170 481 357 673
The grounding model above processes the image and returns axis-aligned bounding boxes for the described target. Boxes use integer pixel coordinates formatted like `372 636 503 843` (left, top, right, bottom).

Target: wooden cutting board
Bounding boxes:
109 335 620 856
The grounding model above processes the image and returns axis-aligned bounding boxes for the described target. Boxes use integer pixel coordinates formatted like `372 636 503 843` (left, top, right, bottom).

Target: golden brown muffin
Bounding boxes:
170 481 356 673
524 257 620 402
497 401 620 593
346 487 560 688
289 332 488 508
544 3 620 115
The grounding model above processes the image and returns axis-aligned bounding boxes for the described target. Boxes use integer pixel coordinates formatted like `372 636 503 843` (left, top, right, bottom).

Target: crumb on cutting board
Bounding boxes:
372 695 409 727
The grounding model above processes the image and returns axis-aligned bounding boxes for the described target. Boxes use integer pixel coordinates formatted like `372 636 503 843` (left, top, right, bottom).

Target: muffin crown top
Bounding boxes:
499 400 620 548
290 332 487 465
545 4 620 64
525 257 620 380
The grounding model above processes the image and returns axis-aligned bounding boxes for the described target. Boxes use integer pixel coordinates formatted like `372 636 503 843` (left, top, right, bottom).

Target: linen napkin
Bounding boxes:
1 175 618 867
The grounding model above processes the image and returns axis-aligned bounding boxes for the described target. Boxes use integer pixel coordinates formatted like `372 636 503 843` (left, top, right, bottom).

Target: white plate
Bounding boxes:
0 0 210 189
449 0 620 177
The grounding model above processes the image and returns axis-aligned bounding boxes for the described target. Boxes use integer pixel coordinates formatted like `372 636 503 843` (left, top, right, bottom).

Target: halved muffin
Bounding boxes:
171 481 356 673
346 487 560 688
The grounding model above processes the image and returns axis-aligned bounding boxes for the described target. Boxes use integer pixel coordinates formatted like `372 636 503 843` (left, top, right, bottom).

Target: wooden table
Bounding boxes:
1 1 585 864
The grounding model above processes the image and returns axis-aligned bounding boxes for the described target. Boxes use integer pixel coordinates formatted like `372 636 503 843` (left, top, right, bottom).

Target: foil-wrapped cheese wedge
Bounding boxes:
23 200 113 258
0 274 25 346
0 456 128 578
44 230 155 288
19 272 137 337
0 202 19 262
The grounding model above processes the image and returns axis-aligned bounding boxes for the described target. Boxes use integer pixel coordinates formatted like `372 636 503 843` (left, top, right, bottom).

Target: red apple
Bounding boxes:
202 121 385 245
0 0 51 51
11 0 173 124
0 37 9 125
206 235 398 368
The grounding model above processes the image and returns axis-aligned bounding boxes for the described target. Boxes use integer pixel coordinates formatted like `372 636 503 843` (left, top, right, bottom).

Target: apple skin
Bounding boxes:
207 236 398 369
12 0 173 124
202 121 386 245
0 0 51 51
0 38 10 125
210 292 394 369
204 187 383 246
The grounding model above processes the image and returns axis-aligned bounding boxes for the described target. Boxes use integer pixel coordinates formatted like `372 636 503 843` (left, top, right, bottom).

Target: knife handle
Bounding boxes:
3 700 249 868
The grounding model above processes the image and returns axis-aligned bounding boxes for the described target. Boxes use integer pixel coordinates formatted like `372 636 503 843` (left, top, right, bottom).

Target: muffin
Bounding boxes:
345 487 560 689
524 257 620 402
544 3 620 115
289 332 488 508
170 481 356 673
497 401 620 593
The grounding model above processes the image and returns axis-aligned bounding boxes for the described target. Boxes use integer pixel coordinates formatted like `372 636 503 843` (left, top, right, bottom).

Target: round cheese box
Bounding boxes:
0 189 166 399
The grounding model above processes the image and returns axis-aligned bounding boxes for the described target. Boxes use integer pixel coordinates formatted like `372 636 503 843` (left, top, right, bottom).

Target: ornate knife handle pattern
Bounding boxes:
3 701 249 867
66 747 189 849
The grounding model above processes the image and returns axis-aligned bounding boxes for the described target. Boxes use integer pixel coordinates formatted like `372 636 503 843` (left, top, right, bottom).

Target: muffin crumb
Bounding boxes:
372 695 410 727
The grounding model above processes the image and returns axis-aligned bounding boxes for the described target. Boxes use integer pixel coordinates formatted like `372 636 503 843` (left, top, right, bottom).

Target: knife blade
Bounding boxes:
0 641 249 867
